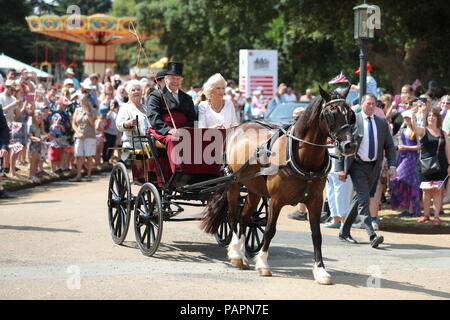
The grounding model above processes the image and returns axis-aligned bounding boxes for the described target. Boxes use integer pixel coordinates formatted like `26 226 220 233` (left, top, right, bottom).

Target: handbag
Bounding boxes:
420 132 442 176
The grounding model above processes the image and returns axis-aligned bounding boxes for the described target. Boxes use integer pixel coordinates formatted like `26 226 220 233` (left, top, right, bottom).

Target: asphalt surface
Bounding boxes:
0 172 449 300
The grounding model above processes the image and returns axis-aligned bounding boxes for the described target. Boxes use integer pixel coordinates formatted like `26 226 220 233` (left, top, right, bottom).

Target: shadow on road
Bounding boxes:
0 225 81 233
0 200 62 206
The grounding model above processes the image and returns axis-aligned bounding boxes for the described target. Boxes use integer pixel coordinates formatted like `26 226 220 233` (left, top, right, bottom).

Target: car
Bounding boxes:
335 86 359 105
264 101 310 126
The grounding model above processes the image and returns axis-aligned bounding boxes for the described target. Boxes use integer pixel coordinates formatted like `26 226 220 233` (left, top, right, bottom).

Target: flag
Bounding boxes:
328 72 349 85
411 79 422 91
8 141 23 154
420 180 445 189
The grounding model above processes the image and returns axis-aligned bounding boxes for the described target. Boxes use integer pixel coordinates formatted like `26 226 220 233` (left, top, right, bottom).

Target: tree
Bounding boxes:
279 0 450 93
0 0 35 65
135 0 279 85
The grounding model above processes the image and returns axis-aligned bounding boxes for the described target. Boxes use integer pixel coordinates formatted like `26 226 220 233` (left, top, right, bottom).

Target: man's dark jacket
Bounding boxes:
146 86 197 135
0 106 10 151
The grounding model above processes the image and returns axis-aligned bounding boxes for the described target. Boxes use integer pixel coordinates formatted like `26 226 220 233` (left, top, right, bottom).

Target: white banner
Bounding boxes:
239 49 278 100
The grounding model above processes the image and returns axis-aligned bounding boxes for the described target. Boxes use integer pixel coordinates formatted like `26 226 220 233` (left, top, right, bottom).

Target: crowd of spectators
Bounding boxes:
1 64 450 228
0 67 126 190
320 82 450 228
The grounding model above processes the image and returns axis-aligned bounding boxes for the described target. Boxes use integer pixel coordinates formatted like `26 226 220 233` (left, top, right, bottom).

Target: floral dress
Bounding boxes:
389 128 421 216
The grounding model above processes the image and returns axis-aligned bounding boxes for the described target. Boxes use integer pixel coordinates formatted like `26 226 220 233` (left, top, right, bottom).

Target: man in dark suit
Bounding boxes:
147 62 197 136
146 62 197 175
0 105 15 198
336 93 396 248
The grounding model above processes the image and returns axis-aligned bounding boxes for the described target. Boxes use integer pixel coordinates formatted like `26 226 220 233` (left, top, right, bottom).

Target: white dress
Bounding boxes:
197 99 239 129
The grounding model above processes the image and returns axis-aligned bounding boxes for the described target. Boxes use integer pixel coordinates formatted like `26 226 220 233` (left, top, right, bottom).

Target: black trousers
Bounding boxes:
102 133 117 163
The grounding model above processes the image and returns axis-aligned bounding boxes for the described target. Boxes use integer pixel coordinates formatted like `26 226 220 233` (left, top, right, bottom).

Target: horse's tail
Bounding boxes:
200 185 229 234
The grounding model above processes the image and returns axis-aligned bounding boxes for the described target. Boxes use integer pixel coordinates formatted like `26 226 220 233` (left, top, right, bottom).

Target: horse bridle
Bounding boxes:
321 98 354 144
287 98 353 148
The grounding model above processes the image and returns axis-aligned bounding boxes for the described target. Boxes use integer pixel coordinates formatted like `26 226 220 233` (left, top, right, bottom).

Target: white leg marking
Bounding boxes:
254 250 270 270
313 263 332 285
227 232 244 260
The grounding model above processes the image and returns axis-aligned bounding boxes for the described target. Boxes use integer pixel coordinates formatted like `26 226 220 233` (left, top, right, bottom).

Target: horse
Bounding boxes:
200 86 357 285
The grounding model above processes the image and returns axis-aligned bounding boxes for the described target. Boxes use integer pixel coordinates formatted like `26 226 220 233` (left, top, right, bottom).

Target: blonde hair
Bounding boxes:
202 73 226 100
31 110 44 136
380 93 393 103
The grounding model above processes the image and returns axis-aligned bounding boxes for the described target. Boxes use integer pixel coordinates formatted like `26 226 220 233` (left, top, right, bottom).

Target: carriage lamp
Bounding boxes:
354 2 376 101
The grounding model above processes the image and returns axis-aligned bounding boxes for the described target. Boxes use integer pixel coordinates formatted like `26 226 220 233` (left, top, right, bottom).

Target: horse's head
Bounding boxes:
318 86 357 156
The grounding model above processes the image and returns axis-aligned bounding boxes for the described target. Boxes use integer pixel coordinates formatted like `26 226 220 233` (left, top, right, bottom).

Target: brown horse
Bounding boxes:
201 86 356 284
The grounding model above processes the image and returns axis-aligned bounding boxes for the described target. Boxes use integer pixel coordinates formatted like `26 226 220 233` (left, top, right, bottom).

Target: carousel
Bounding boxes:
25 13 151 80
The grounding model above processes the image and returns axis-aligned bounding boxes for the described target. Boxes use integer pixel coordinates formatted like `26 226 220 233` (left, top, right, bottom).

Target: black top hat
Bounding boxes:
156 69 167 80
165 62 183 76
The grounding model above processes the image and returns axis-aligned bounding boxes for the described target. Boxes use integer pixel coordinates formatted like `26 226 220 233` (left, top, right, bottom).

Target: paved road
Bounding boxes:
0 173 449 300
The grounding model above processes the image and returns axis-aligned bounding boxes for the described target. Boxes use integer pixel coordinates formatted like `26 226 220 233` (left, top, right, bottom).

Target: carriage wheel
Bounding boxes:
214 215 232 247
134 183 163 257
107 162 132 245
245 197 268 257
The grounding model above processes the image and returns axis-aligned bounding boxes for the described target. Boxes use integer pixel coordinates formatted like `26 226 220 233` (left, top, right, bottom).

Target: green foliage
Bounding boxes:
126 0 449 94
4 0 448 95
0 0 35 63
51 0 112 16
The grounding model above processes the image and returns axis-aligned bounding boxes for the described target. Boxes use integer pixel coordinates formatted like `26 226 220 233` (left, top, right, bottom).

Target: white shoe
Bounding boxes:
352 222 365 229
372 221 379 231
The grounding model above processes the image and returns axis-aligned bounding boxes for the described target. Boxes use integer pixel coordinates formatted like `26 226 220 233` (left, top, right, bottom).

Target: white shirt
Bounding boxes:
166 87 179 103
197 99 239 129
0 93 17 123
358 111 378 161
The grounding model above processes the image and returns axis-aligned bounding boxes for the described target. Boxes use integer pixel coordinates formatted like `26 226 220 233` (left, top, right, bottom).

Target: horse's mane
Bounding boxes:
294 90 346 138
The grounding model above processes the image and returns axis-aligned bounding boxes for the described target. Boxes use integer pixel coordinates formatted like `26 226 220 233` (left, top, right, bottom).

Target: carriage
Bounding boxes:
106 126 268 257
106 87 357 285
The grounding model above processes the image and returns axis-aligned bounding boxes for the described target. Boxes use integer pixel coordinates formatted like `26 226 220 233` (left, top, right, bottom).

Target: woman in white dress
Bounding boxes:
116 80 151 160
197 73 239 129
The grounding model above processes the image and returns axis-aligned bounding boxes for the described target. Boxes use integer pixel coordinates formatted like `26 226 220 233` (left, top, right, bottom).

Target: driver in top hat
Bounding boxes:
146 62 197 177
147 62 197 136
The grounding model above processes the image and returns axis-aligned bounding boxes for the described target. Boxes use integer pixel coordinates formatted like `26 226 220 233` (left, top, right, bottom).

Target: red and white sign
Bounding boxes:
239 49 277 100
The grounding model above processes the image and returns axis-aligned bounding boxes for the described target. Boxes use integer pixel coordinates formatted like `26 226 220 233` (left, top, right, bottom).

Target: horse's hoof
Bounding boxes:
315 276 333 285
257 268 272 277
230 258 247 269
241 261 250 270
313 267 333 285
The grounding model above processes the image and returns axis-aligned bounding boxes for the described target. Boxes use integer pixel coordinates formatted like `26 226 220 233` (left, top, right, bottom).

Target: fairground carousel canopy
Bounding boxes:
25 14 152 76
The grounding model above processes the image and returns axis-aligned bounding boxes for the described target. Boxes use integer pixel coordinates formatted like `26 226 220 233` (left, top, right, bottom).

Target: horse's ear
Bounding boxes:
319 85 331 102
341 85 351 99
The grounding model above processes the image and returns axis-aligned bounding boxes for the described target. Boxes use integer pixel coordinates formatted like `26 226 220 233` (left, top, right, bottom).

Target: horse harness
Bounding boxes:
222 98 350 199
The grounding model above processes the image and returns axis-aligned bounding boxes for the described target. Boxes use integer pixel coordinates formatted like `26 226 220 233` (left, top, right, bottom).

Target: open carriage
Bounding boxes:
107 127 268 257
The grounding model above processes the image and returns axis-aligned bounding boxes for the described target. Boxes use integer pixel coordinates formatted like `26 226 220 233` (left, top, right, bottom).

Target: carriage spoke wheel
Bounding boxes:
245 197 268 257
214 215 232 247
107 162 132 245
134 183 163 257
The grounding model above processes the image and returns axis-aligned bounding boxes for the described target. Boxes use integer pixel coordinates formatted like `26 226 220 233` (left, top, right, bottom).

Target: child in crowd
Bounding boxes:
95 105 109 165
27 110 47 183
48 113 66 174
